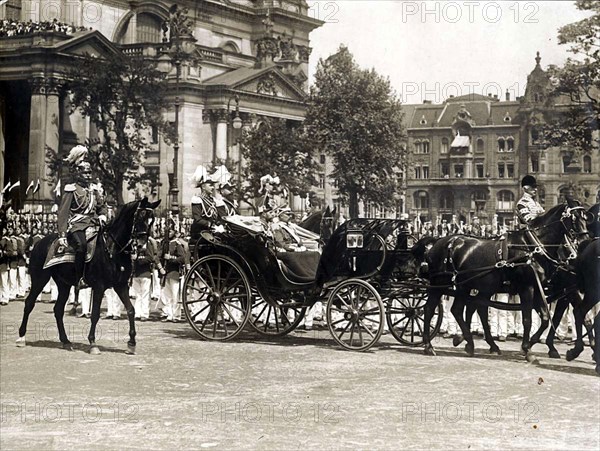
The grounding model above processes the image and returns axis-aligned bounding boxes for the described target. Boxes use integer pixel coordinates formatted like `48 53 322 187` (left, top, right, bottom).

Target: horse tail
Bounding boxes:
28 234 57 272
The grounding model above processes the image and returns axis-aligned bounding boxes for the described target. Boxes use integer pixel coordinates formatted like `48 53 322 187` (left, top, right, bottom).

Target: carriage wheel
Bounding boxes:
326 279 384 351
249 294 306 337
385 287 443 346
182 255 251 341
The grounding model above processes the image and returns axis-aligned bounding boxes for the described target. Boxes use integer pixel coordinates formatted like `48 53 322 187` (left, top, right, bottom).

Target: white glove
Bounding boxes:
58 237 68 247
213 224 226 234
98 215 107 225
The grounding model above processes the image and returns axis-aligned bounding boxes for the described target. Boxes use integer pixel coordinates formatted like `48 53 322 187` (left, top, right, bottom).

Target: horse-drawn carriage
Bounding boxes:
181 216 442 351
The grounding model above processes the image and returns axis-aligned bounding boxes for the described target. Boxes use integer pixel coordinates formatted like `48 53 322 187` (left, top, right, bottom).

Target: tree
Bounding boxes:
542 1 599 155
304 46 406 218
64 53 173 205
239 118 318 213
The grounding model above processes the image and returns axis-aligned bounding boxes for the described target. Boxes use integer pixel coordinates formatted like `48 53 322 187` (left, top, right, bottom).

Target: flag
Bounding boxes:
9 180 20 191
1 181 10 194
25 180 35 195
54 180 61 197
33 179 40 195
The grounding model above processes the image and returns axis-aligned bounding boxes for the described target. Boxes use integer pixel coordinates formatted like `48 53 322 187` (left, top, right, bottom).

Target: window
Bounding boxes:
441 162 449 178
441 138 449 154
423 166 429 179
318 174 326 189
415 167 421 179
439 191 454 210
498 138 505 152
476 138 484 153
136 13 162 43
531 156 539 173
151 126 159 144
471 191 487 211
562 156 569 173
422 141 430 154
498 163 505 178
319 154 326 164
454 165 464 178
476 164 484 178
583 155 592 173
507 164 514 178
414 191 429 209
414 141 422 154
497 190 515 211
507 137 514 152
531 128 540 144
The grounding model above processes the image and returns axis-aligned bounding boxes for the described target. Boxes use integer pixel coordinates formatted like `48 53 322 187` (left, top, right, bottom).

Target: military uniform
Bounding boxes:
161 233 190 322
132 237 163 320
516 192 544 226
0 234 9 304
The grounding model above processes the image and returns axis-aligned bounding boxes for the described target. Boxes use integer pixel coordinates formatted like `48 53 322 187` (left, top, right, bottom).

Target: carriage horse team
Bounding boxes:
2 145 599 374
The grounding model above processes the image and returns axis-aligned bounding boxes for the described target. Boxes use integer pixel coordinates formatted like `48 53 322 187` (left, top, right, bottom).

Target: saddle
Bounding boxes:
43 228 99 269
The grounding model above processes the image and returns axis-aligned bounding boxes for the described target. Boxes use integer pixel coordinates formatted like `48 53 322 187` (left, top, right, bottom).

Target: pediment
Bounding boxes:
239 69 306 101
54 31 122 59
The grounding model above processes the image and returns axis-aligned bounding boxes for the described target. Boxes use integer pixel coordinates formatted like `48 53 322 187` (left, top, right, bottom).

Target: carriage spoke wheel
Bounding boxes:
249 295 306 337
326 279 384 351
182 255 251 341
386 287 443 346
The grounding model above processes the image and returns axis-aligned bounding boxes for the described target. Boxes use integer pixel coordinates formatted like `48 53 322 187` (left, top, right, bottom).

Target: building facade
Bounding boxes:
0 0 322 213
404 53 600 228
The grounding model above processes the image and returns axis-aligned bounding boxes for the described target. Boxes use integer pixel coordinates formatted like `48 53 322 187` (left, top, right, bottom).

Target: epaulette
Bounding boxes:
64 183 76 192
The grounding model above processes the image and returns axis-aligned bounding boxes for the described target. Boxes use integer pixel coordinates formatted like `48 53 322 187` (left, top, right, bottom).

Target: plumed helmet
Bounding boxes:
211 165 232 187
64 145 88 169
191 165 215 187
521 175 537 188
259 174 280 194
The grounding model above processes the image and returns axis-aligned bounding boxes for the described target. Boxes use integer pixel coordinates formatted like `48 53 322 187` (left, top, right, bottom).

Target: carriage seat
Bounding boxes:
276 251 320 283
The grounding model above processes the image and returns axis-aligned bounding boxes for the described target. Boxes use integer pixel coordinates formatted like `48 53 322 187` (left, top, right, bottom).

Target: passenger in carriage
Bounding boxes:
211 166 237 217
190 165 219 242
272 208 306 253
258 173 288 213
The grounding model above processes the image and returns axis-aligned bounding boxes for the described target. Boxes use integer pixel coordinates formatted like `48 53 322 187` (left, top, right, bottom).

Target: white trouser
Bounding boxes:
152 269 161 300
78 288 92 315
489 294 510 338
442 296 458 335
163 276 181 320
17 266 29 296
8 268 18 299
0 269 9 303
105 288 122 317
132 277 151 319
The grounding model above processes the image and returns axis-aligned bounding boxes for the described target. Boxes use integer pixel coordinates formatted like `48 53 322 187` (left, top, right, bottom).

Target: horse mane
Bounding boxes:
107 200 140 239
411 236 439 263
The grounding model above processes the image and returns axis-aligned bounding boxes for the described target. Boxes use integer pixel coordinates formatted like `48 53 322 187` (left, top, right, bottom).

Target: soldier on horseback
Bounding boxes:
57 145 108 286
516 175 545 226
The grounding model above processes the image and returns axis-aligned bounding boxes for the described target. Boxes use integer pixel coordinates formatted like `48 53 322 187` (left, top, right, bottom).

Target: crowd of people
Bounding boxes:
0 145 578 340
0 19 89 37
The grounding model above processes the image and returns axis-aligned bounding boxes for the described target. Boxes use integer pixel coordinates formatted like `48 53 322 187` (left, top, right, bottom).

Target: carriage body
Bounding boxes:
182 216 440 350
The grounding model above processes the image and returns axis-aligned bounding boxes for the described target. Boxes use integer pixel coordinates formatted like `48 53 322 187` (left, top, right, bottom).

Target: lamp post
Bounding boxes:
159 4 197 215
226 94 243 164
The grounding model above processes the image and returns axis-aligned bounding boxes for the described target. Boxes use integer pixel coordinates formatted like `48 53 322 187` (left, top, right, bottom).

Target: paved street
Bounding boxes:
1 299 599 450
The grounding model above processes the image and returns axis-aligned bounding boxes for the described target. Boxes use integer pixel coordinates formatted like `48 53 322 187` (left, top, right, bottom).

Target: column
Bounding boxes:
28 78 47 203
44 78 61 202
216 111 228 162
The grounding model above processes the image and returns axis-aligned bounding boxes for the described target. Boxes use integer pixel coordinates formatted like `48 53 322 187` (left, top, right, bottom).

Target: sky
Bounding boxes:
305 1 593 105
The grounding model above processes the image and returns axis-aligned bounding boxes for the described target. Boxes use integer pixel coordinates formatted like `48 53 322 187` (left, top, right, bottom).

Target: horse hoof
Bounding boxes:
89 346 101 355
465 343 475 356
525 353 538 364
126 345 136 355
489 347 502 355
566 348 582 362
62 342 74 351
548 350 561 359
15 337 26 347
452 335 463 347
423 346 436 356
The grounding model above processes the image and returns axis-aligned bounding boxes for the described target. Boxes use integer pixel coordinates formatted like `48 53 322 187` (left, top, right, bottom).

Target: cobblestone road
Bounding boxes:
1 300 599 450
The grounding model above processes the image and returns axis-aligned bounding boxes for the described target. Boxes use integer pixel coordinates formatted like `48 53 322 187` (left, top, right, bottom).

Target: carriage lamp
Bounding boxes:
346 233 364 249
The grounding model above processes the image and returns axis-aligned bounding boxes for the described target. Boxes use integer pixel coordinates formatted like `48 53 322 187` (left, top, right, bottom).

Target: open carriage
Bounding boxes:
182 216 442 351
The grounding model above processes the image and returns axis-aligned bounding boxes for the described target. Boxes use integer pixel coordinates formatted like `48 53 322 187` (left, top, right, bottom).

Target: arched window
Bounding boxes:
497 190 515 211
498 137 505 152
471 191 487 211
414 191 429 210
439 191 454 210
583 155 592 173
136 13 162 43
441 138 449 154
414 140 422 154
422 140 430 153
506 137 514 152
476 138 484 153
531 127 540 144
562 156 569 173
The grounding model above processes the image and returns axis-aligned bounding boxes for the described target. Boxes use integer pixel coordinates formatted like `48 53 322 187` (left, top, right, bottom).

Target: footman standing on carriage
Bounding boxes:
57 145 108 287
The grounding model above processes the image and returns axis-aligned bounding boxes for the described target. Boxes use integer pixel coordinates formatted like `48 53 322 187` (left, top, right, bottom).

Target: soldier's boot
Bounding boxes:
74 251 86 288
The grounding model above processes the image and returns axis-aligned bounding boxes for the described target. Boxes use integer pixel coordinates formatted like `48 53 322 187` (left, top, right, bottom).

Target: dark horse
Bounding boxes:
299 206 338 244
421 198 589 358
16 198 160 354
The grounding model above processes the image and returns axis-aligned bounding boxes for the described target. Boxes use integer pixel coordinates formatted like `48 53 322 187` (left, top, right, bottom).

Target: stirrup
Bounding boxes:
77 278 89 290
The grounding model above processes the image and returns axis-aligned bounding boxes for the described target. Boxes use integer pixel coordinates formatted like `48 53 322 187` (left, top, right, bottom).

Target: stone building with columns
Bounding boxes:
0 0 322 213
403 52 600 228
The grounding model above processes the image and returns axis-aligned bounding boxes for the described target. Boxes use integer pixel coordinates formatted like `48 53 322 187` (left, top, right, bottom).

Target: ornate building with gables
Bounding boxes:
0 0 322 213
404 52 599 228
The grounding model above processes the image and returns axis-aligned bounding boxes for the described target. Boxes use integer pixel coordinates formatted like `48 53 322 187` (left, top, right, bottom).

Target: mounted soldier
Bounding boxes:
516 175 545 227
57 145 108 286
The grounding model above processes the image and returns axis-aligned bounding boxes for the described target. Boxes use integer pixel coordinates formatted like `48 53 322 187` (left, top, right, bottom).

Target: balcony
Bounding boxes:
118 43 225 63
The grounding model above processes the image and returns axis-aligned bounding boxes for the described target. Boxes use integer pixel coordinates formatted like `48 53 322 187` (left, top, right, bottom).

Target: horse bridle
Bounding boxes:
109 203 155 256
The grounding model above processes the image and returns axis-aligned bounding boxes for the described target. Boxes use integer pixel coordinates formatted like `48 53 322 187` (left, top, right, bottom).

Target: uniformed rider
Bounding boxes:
516 174 544 227
57 145 108 286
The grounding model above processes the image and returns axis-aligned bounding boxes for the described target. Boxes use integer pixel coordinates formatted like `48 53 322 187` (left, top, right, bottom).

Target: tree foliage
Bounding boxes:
304 46 406 218
542 1 599 153
239 118 318 213
65 53 173 205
